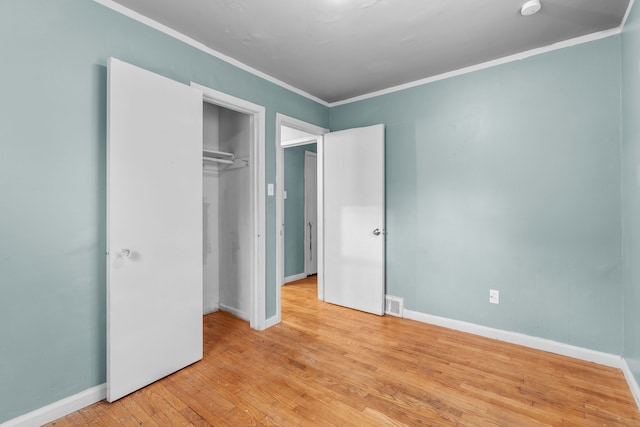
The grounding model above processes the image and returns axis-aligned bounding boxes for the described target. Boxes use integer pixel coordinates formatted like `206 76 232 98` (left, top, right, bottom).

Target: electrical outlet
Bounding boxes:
489 289 499 304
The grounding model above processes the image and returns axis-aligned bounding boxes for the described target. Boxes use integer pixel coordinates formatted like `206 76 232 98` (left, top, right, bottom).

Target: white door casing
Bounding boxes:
304 152 318 276
323 124 385 315
190 81 266 331
107 58 203 402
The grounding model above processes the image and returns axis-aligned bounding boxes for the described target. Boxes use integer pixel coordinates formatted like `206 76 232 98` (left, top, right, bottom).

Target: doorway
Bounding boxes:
282 137 317 283
274 114 328 326
202 103 252 322
192 82 266 331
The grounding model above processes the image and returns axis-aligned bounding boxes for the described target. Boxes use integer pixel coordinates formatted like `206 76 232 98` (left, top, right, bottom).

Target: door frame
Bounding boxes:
191 82 266 331
304 151 318 276
275 114 328 326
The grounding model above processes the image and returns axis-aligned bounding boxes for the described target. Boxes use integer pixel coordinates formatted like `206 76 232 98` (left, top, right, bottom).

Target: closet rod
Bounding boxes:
203 157 234 165
202 149 234 159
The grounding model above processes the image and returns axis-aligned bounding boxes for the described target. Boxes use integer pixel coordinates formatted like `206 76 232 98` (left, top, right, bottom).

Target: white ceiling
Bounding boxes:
110 0 631 104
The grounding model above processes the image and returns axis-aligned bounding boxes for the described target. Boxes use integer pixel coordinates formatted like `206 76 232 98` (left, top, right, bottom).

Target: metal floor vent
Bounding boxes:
385 295 404 317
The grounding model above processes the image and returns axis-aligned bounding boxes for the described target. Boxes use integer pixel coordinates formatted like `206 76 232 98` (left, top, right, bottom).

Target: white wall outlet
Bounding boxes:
268 183 274 196
489 289 500 304
284 190 287 199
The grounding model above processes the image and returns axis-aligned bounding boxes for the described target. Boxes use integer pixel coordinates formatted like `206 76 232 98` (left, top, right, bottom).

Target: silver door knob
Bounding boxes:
373 228 381 236
120 248 132 258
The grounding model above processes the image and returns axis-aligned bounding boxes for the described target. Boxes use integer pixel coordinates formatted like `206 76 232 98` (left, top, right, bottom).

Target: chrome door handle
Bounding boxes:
120 248 132 258
373 228 381 236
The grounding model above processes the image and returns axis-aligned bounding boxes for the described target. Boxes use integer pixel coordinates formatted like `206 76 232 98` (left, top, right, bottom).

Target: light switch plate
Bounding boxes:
489 289 500 304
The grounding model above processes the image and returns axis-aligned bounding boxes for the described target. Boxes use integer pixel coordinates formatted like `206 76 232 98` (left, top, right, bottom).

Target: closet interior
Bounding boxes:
202 102 251 321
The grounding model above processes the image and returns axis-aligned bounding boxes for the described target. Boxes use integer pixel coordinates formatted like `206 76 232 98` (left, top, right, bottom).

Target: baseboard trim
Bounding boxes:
1 384 106 427
283 273 306 284
403 309 624 368
219 304 250 322
203 303 219 315
622 359 640 409
4 314 637 427
265 314 281 329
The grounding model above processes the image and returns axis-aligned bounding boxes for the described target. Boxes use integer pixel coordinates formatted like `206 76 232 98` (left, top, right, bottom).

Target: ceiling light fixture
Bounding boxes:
521 0 541 16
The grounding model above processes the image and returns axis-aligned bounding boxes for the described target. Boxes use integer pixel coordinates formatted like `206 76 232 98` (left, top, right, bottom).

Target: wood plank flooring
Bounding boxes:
48 276 640 426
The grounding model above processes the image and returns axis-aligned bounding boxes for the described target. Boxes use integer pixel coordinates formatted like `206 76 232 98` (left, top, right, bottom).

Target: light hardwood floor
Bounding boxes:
48 276 640 426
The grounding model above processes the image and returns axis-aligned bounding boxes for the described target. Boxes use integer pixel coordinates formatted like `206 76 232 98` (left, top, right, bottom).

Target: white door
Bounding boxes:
323 124 385 315
304 151 318 275
107 58 203 402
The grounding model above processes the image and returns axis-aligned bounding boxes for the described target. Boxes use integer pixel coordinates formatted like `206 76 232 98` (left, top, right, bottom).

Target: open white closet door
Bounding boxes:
107 58 203 402
323 124 385 315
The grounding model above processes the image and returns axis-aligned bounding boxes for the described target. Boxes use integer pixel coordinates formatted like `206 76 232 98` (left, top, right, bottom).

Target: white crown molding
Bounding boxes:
94 0 633 109
1 384 106 427
330 27 623 106
92 0 330 107
621 0 637 30
403 309 624 368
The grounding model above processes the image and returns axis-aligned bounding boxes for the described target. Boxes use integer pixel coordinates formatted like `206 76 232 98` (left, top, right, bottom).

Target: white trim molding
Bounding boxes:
331 28 622 107
284 273 307 285
94 0 634 108
219 304 250 322
1 384 106 427
265 314 280 329
203 303 219 315
191 82 267 332
403 309 624 369
405 309 640 410
621 0 637 29
622 360 640 409
93 0 329 107
275 114 329 329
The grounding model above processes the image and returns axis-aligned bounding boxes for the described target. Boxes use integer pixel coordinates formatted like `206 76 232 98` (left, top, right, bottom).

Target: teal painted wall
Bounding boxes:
1 0 636 423
330 37 623 354
0 0 328 422
284 144 317 278
622 0 640 387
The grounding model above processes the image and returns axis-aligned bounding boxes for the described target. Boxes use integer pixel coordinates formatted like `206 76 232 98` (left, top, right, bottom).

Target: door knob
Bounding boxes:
373 228 381 236
120 248 132 258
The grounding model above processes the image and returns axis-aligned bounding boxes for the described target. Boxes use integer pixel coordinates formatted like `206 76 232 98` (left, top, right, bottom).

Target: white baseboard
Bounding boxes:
283 273 306 285
622 359 640 409
265 314 281 329
219 304 250 322
403 309 624 368
1 384 106 427
5 315 638 427
203 303 219 315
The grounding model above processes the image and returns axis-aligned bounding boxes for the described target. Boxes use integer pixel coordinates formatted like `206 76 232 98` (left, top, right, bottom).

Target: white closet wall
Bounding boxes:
218 108 251 318
203 103 220 313
202 104 251 319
